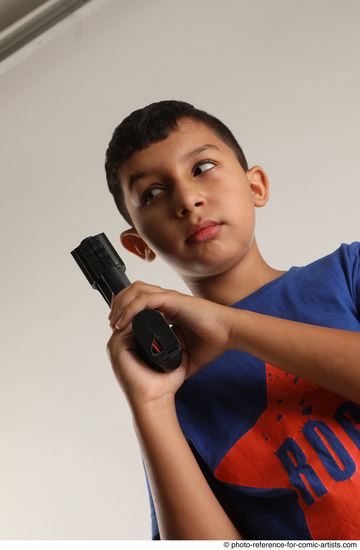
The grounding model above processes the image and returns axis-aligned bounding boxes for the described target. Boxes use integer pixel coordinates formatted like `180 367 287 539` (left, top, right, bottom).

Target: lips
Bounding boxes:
185 220 221 243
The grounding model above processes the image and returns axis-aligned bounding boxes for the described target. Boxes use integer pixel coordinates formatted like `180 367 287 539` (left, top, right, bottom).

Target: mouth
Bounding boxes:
185 221 222 244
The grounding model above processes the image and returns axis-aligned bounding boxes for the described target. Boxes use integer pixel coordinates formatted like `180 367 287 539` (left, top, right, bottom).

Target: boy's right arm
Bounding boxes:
106 328 242 540
133 396 241 540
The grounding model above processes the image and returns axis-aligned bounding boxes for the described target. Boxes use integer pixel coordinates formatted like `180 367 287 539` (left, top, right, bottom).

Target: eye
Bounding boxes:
193 160 216 177
142 185 164 205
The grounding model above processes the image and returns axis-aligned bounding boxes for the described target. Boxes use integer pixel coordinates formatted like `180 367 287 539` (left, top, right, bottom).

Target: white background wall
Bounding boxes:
0 0 359 539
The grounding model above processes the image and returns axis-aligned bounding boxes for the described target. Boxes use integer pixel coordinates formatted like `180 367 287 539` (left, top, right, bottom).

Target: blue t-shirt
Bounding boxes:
146 242 360 540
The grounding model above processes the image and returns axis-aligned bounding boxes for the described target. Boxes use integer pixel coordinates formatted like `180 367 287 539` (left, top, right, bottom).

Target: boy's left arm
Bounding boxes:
229 308 360 405
110 282 360 405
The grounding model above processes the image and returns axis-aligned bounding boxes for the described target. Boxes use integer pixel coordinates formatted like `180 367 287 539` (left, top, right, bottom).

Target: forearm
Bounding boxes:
132 396 241 540
230 309 360 404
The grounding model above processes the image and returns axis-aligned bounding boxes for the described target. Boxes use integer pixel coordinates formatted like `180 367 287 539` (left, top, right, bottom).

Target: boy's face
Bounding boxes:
118 117 269 280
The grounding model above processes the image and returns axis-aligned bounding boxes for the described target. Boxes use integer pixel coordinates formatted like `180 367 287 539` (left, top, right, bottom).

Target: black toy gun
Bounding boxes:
71 233 182 372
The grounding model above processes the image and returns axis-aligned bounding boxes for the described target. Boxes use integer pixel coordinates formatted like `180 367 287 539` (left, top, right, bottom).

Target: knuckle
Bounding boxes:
110 298 119 310
106 337 113 354
136 295 147 308
107 330 119 347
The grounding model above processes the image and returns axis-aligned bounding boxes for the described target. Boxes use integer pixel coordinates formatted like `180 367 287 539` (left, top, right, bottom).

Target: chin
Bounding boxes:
177 255 237 279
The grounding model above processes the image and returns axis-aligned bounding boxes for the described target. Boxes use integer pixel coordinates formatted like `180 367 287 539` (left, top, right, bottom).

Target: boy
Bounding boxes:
104 100 360 540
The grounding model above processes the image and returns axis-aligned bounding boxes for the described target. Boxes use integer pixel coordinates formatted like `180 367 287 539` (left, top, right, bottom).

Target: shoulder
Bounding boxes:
339 241 360 261
334 241 360 275
308 241 360 271
290 241 360 309
335 241 360 313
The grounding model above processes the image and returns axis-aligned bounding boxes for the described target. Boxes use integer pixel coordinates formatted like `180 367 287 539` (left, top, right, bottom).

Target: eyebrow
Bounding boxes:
182 143 220 160
127 143 220 191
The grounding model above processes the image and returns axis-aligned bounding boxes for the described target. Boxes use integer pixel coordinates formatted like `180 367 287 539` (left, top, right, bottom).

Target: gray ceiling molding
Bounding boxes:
0 0 93 63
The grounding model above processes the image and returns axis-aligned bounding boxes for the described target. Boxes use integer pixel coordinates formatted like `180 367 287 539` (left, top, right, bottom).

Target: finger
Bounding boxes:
109 290 126 320
109 283 166 329
115 291 179 332
113 324 133 337
109 282 156 323
111 308 173 332
106 331 136 364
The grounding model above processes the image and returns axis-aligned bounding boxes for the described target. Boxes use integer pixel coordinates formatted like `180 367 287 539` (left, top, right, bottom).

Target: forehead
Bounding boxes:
119 118 230 179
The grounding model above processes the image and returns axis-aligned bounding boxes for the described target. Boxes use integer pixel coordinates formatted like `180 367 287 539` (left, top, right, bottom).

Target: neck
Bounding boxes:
181 240 287 306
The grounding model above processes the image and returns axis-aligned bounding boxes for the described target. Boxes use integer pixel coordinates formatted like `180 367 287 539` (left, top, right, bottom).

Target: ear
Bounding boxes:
120 228 156 262
245 165 270 208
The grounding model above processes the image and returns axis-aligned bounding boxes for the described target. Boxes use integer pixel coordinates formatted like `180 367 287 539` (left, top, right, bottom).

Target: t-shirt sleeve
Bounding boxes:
341 241 360 319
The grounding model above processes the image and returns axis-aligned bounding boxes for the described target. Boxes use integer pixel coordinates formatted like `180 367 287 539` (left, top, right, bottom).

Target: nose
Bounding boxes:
172 180 205 218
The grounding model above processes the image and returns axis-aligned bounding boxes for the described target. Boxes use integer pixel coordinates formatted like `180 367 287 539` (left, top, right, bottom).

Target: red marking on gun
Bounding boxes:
151 339 162 354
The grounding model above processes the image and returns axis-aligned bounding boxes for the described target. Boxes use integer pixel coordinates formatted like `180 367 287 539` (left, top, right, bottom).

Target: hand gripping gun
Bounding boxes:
71 233 182 372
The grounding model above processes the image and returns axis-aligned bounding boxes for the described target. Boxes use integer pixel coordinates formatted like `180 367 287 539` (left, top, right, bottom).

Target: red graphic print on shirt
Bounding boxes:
214 363 360 539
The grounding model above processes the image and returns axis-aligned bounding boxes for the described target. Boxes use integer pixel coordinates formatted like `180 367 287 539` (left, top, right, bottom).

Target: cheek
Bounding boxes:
214 176 250 200
137 220 174 254
215 183 253 215
219 191 256 238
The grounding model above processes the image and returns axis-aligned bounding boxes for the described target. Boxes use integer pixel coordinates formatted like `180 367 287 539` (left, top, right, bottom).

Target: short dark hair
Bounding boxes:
105 100 248 226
